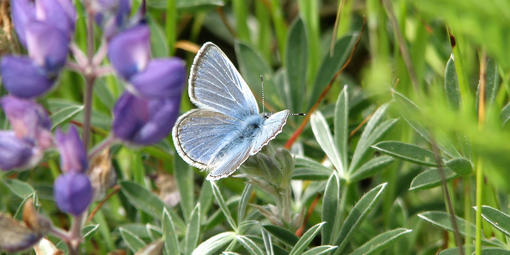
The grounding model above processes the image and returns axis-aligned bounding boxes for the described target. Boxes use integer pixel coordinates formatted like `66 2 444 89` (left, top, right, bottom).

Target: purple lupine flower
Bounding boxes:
55 126 88 173
2 0 75 98
54 172 93 215
34 0 76 35
26 21 70 73
0 131 36 171
112 92 181 145
93 0 132 39
0 56 55 98
108 24 150 80
129 58 186 99
1 96 53 150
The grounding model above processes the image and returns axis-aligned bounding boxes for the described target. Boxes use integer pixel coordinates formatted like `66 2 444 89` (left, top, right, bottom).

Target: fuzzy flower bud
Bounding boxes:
55 126 88 173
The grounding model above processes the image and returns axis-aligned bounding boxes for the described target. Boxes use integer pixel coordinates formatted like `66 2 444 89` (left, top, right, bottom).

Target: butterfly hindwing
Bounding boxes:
189 42 259 118
173 109 238 169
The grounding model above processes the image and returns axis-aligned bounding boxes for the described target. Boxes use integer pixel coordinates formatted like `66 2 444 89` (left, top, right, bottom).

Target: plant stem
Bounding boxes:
68 1 96 254
475 52 487 255
464 178 472 255
430 139 464 255
88 135 115 160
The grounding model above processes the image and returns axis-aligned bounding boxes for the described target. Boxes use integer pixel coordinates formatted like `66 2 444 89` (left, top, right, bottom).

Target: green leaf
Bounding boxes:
148 17 169 58
480 248 510 255
334 86 349 171
82 224 100 240
349 104 397 173
119 181 184 230
198 181 214 220
236 235 264 255
3 179 35 199
372 141 436 166
333 183 388 255
175 155 194 221
322 174 340 244
480 205 510 237
348 228 412 255
237 184 253 223
285 18 308 113
409 168 457 191
311 111 344 176
302 245 337 255
94 78 115 109
418 211 476 237
350 156 394 182
444 55 460 109
263 224 298 246
120 227 146 252
485 58 500 107
162 208 180 255
309 33 359 109
261 228 274 255
500 102 510 126
191 231 235 255
293 157 333 180
184 203 201 255
289 222 325 255
445 158 473 176
50 103 84 129
235 41 279 108
211 182 237 230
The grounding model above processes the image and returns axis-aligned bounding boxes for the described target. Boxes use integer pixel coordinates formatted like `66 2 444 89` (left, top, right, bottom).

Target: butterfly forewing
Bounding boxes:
251 110 290 155
189 42 259 118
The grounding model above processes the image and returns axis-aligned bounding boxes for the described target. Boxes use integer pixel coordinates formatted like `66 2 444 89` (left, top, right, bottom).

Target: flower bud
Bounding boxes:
0 131 38 171
55 126 88 173
10 0 35 47
112 92 181 145
1 96 53 150
108 25 150 79
0 56 56 98
54 173 93 215
129 58 186 99
26 21 69 73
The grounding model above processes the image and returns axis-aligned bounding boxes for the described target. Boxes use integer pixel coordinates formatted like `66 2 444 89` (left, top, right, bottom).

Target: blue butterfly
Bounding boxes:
172 42 289 180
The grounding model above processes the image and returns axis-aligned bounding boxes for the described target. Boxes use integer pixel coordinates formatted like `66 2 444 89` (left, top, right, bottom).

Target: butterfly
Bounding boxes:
172 42 289 180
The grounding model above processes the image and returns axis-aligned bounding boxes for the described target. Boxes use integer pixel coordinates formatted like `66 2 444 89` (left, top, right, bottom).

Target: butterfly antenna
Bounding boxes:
292 113 306 116
260 75 265 114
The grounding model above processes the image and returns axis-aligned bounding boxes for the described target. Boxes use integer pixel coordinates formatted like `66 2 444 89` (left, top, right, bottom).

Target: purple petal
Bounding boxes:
0 56 55 98
112 92 150 141
0 131 35 171
54 173 92 215
131 97 180 144
26 21 69 73
129 58 186 99
1 96 52 149
10 0 36 47
55 126 88 173
35 0 75 34
108 25 150 79
112 92 181 145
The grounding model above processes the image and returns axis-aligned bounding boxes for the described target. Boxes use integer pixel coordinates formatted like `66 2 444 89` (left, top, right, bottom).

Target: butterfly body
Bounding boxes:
172 42 289 180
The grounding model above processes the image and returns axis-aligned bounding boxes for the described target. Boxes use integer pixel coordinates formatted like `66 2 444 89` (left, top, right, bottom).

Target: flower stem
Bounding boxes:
88 135 116 160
